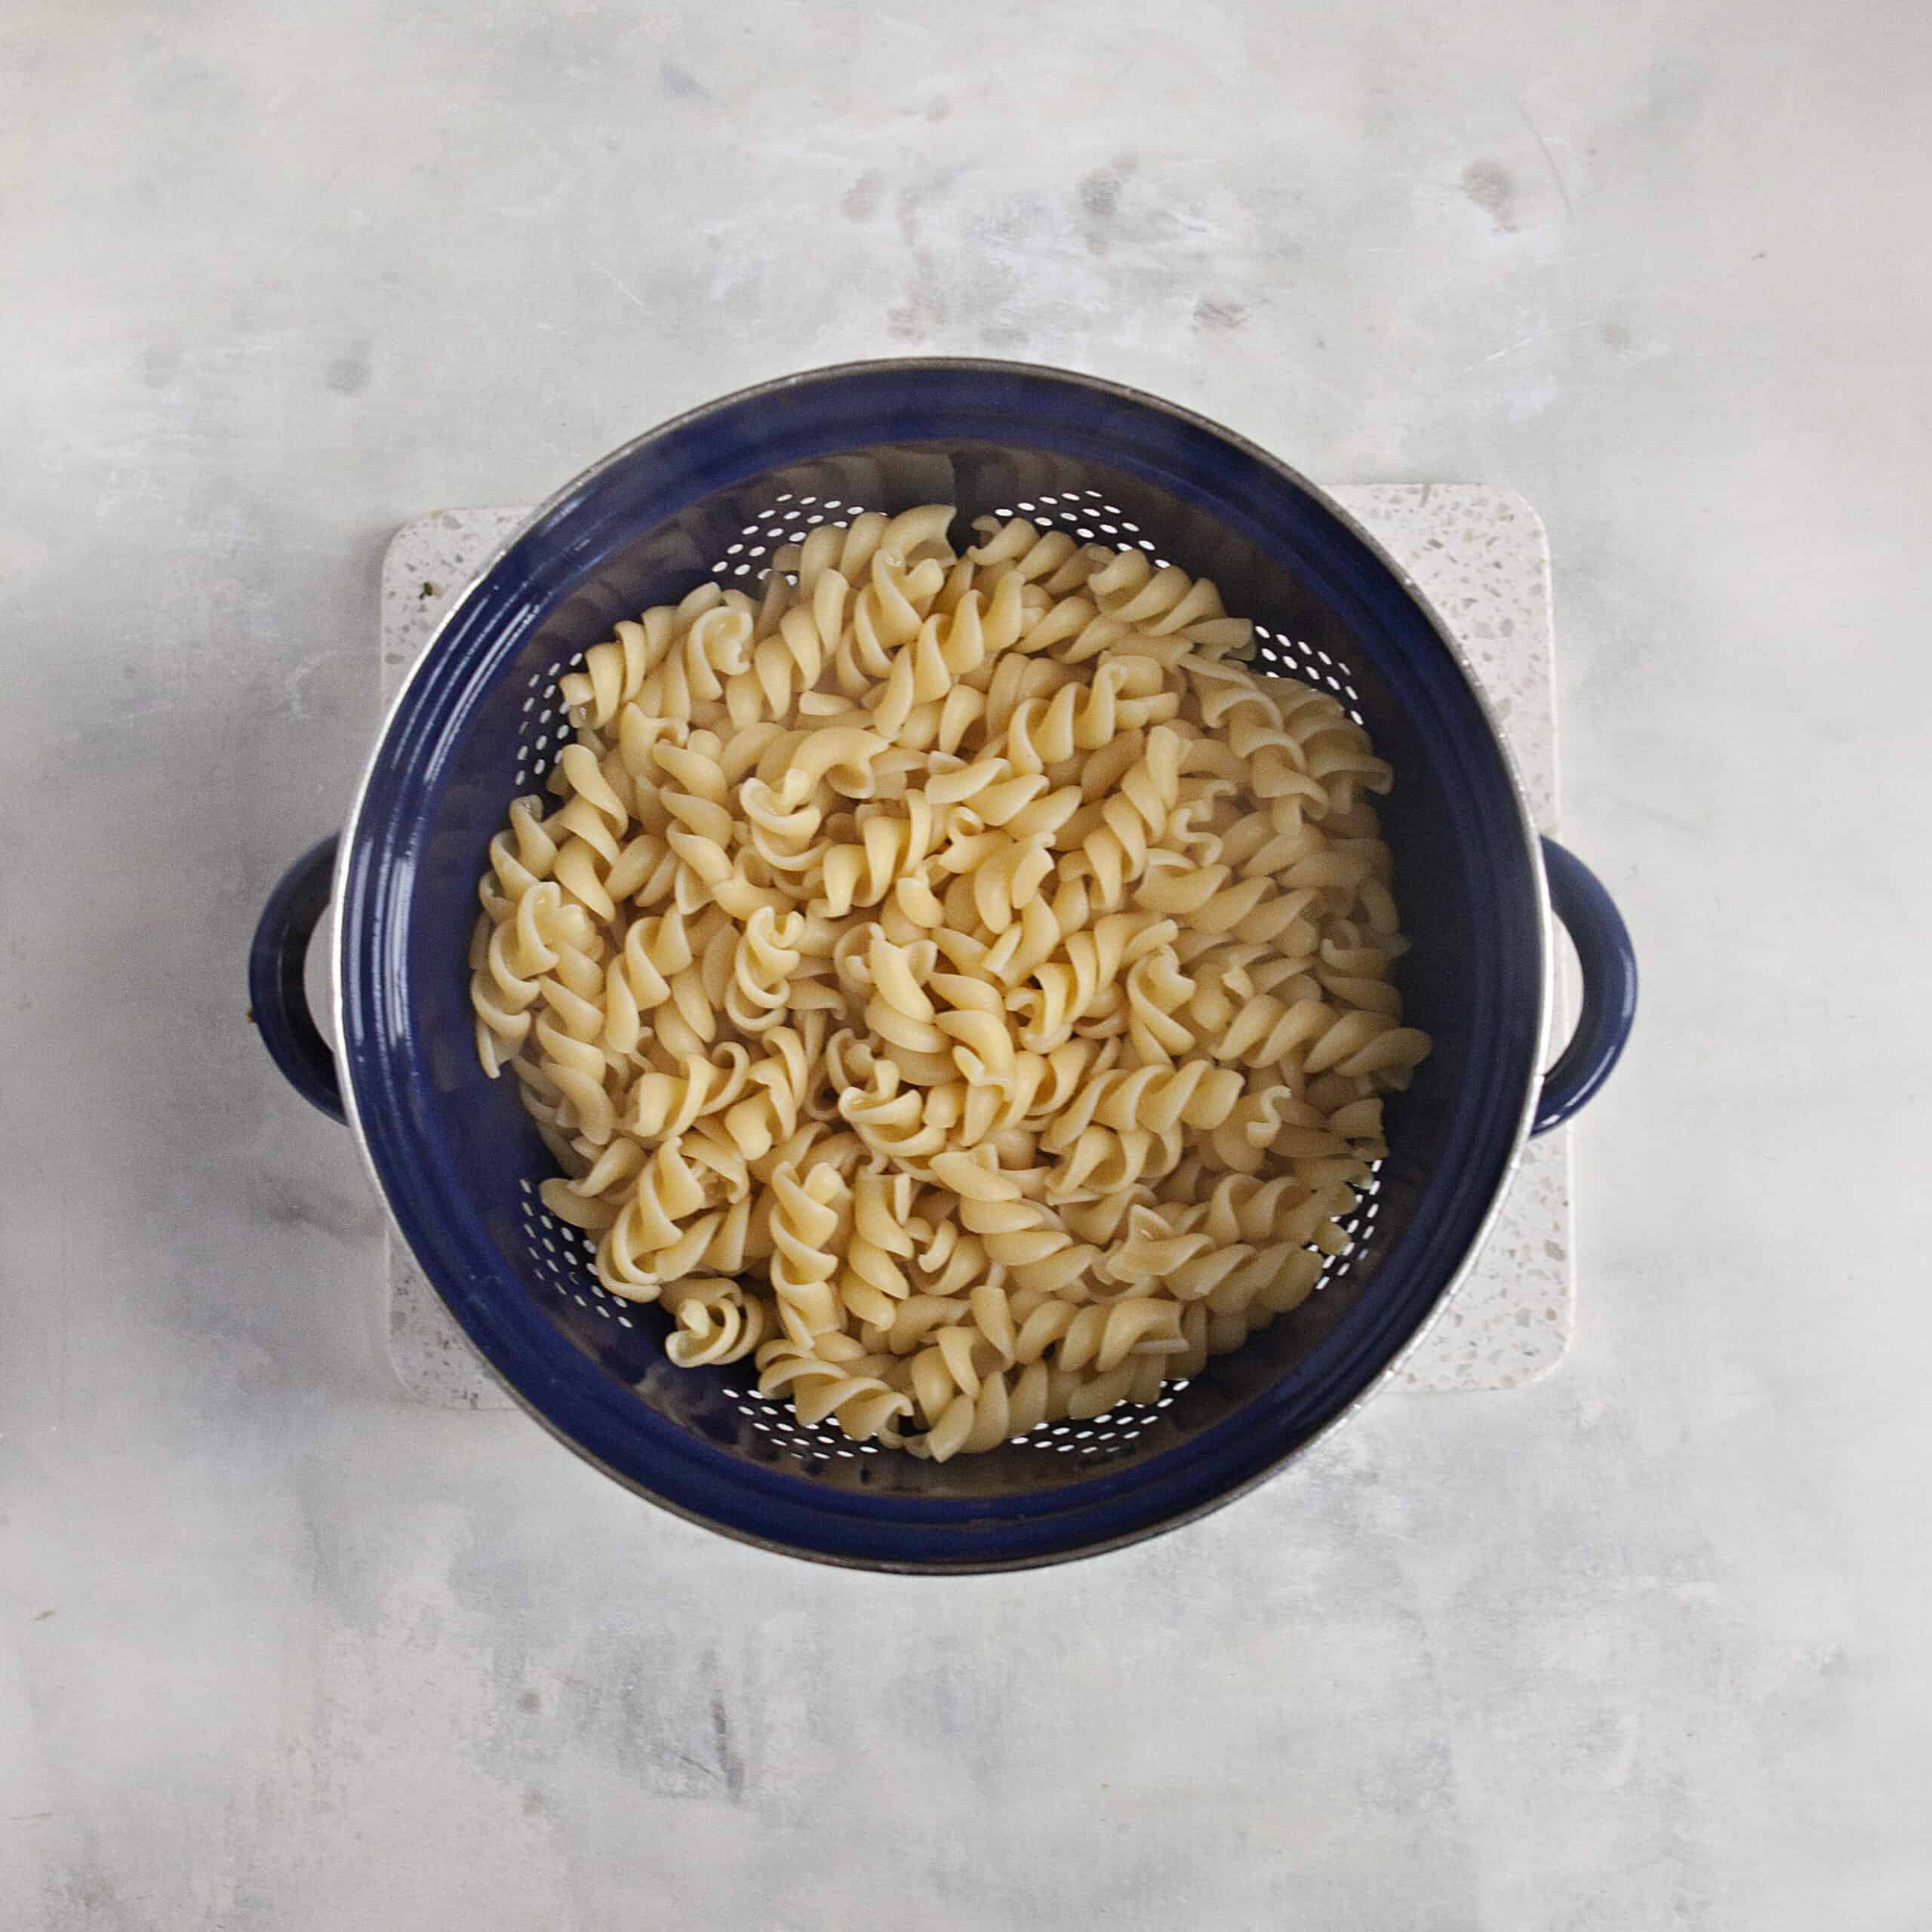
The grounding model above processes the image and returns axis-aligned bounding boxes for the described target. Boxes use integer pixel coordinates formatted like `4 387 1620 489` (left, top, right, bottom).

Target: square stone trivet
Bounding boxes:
377 487 1571 1407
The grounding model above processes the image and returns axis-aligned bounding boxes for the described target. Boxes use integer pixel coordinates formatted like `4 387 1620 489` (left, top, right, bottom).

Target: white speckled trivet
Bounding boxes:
376 488 1571 1407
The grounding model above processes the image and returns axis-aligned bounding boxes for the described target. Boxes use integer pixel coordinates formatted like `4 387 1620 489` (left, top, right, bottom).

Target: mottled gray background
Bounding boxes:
4 3 1928 1927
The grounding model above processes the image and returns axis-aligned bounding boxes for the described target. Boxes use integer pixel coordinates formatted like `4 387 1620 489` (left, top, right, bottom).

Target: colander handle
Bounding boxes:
1534 838 1637 1134
248 835 346 1123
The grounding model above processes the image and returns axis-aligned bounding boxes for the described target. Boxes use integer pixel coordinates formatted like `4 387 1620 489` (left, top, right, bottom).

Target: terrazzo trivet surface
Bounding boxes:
375 487 1571 1407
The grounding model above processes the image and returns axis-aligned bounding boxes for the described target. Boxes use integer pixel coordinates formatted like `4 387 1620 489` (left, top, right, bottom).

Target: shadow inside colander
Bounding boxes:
413 440 1474 1500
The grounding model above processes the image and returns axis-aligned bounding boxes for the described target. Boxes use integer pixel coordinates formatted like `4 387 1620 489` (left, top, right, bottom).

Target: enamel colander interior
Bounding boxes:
339 363 1545 1568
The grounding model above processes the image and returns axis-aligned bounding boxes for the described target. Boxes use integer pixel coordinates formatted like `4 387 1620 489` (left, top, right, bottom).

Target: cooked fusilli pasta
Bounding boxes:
469 506 1431 1458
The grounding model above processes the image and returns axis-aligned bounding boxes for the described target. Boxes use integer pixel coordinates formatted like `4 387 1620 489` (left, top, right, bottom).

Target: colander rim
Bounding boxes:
330 356 1549 1572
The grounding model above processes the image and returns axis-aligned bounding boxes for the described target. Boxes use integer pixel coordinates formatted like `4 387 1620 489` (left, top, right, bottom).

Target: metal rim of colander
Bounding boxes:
331 358 1550 1572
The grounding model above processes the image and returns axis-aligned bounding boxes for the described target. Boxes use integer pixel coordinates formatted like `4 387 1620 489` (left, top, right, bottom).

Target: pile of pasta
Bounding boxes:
469 506 1429 1461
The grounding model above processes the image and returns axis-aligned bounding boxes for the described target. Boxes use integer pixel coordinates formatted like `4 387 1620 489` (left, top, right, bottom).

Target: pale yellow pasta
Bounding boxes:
469 506 1432 1459
661 1278 768 1367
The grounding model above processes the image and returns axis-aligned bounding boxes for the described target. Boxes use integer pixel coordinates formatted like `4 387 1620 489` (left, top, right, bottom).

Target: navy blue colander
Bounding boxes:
251 361 1635 1571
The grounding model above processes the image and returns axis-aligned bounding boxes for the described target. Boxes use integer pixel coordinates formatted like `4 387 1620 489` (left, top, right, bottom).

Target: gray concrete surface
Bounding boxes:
3 2 1928 1926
